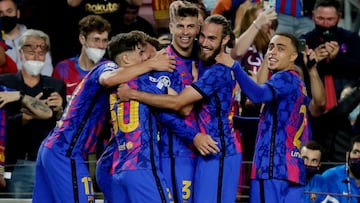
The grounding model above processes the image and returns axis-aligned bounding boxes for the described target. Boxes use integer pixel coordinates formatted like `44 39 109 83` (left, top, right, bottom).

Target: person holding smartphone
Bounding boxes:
0 29 66 198
300 0 360 112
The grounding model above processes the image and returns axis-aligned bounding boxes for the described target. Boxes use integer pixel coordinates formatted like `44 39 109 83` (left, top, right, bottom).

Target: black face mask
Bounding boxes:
305 165 319 179
2 16 18 33
349 158 360 179
315 24 337 42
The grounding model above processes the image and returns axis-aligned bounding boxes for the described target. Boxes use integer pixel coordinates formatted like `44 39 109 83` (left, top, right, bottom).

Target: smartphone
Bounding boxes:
264 0 275 10
298 39 306 52
41 87 54 99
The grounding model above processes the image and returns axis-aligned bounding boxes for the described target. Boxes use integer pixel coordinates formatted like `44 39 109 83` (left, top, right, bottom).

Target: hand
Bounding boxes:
45 92 63 112
254 8 277 28
324 41 339 59
314 44 329 62
147 49 176 72
302 47 317 70
117 84 132 102
0 91 21 108
157 35 171 46
215 52 234 67
193 133 220 156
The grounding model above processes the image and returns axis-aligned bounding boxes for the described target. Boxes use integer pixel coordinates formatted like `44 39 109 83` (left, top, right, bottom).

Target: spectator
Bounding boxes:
0 0 54 76
0 4 17 75
321 135 360 203
0 86 53 193
231 1 277 117
53 14 111 101
312 82 360 163
271 0 315 38
300 0 360 111
0 29 66 198
0 18 17 74
31 34 176 202
117 1 157 37
211 0 246 28
231 1 277 61
228 33 326 202
117 14 242 203
300 140 334 203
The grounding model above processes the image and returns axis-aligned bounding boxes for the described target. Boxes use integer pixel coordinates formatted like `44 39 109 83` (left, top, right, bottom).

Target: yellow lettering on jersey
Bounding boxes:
182 180 192 199
109 93 140 133
81 176 94 195
293 104 306 149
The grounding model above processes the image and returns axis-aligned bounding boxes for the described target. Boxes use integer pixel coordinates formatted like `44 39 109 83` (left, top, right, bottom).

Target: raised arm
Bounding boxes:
304 49 326 117
231 8 277 59
256 53 270 84
117 84 202 115
100 49 176 88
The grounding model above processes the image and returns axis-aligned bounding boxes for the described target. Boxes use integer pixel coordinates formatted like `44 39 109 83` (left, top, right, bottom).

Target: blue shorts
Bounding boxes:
96 140 116 202
32 144 95 203
193 153 242 203
160 156 197 203
111 170 174 203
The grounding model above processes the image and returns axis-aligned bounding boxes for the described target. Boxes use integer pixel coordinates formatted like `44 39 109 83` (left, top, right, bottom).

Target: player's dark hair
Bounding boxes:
107 30 147 61
79 15 111 37
274 32 300 52
170 0 199 23
204 14 235 48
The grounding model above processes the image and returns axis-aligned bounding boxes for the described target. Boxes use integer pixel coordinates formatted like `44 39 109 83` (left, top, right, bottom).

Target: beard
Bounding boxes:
199 43 221 67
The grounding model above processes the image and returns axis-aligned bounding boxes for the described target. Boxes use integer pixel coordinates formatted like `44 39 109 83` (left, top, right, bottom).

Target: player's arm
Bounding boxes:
303 49 326 117
99 49 176 88
231 8 277 59
117 85 202 115
0 91 53 119
156 111 220 155
231 64 274 103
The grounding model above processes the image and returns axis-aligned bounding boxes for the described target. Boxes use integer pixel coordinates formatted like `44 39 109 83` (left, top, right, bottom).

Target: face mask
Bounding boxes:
85 46 105 63
305 165 319 179
349 106 360 122
2 16 18 33
349 158 360 179
315 24 338 42
23 60 45 76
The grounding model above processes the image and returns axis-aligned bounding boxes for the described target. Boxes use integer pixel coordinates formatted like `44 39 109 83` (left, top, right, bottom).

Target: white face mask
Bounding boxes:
23 60 45 76
85 46 105 63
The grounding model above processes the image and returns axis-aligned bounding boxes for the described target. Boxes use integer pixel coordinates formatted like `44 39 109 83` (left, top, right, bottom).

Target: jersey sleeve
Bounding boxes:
191 64 230 98
156 110 197 144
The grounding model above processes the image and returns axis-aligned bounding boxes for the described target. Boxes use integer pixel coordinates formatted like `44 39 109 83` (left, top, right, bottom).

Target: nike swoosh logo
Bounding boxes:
66 82 78 88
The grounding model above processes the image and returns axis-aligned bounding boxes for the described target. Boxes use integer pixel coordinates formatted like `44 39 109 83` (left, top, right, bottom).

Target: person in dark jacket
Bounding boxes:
0 29 66 198
300 0 360 112
312 82 360 167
